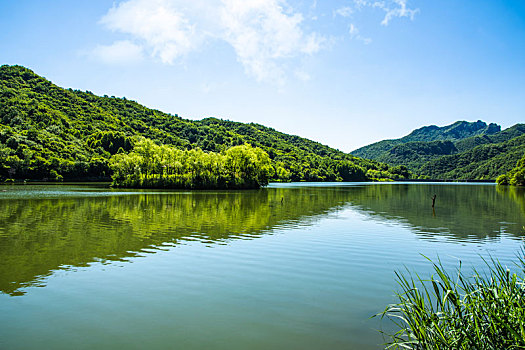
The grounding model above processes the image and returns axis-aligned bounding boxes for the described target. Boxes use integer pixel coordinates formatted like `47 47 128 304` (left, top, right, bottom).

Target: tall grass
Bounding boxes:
378 253 525 349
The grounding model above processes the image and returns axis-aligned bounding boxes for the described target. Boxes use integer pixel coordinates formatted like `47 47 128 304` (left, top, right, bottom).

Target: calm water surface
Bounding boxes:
1 182 524 349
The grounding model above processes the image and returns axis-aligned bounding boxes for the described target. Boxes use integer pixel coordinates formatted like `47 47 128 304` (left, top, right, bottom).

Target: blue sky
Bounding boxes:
1 0 524 151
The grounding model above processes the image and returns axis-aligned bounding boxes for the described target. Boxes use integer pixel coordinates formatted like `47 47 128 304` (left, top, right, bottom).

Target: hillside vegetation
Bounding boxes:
0 65 410 184
352 120 500 160
352 121 525 180
497 152 525 186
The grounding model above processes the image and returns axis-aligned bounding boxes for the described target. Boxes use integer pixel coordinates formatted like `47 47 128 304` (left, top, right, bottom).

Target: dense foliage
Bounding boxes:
0 64 410 183
374 140 457 171
454 124 525 153
421 134 525 180
110 139 272 189
379 255 525 349
497 152 525 186
353 120 525 180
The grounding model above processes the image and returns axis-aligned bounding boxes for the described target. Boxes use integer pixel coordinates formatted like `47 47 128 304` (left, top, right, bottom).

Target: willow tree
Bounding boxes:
109 138 272 189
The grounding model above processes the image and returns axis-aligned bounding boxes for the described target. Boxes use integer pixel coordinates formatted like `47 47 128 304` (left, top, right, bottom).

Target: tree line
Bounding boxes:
110 139 272 189
497 152 525 186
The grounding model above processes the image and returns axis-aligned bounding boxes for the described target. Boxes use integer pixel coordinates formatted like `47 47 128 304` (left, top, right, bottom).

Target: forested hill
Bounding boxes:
352 121 525 180
0 64 410 182
352 120 501 160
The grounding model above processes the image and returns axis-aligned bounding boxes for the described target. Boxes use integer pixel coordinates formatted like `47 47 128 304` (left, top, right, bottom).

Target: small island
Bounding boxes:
110 139 272 189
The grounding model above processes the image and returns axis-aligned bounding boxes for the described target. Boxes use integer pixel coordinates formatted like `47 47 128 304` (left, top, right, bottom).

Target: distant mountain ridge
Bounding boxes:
352 121 525 180
352 120 501 160
401 120 501 142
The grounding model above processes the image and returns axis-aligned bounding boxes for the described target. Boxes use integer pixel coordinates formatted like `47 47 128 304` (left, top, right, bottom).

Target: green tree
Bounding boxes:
497 152 525 186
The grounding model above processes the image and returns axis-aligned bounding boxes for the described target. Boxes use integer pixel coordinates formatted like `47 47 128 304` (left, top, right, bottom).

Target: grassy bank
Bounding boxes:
378 253 525 349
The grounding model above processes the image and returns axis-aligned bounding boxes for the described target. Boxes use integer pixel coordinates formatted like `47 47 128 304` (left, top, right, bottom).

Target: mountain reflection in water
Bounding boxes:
0 183 523 296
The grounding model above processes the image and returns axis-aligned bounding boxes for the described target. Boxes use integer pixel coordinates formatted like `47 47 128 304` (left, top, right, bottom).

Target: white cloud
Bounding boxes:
348 24 371 44
90 40 144 64
220 0 324 83
95 0 324 84
349 23 358 36
350 0 419 26
100 0 197 64
377 0 419 26
93 0 416 82
332 0 418 42
335 6 354 18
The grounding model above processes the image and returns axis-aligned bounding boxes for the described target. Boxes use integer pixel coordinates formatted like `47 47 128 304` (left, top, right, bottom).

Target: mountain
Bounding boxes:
0 65 410 182
420 133 525 180
352 121 525 180
352 120 501 160
454 124 525 152
371 140 458 171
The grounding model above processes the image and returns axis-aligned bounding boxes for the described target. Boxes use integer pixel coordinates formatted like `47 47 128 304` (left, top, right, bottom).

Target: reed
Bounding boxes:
377 253 525 349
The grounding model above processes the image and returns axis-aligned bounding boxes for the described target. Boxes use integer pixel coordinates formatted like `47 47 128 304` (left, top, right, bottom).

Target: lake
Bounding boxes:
1 182 524 349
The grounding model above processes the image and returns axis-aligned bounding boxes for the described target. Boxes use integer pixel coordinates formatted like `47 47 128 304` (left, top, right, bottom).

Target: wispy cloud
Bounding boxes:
335 6 354 18
89 40 144 64
219 0 324 84
375 0 419 26
348 0 419 26
348 24 371 44
95 0 324 84
93 0 417 83
334 0 418 42
99 0 197 64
